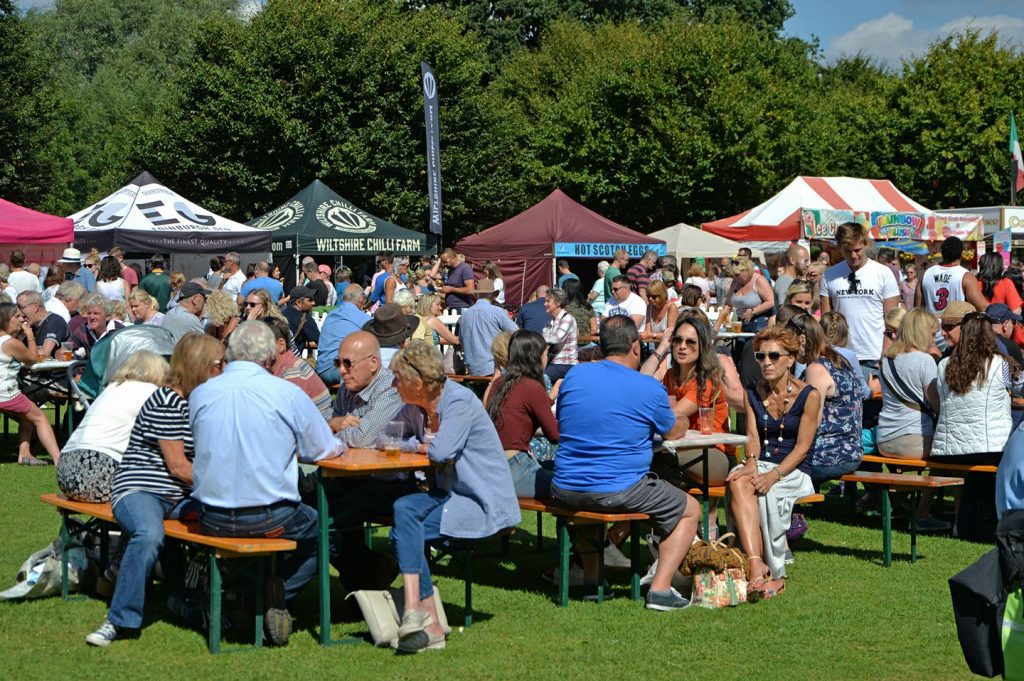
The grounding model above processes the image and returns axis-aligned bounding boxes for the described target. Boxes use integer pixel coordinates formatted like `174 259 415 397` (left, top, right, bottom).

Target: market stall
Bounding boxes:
0 198 74 265
456 189 665 306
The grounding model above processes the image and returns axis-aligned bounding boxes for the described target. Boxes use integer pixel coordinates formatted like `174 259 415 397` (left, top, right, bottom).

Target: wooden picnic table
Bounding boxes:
315 448 434 646
662 431 749 538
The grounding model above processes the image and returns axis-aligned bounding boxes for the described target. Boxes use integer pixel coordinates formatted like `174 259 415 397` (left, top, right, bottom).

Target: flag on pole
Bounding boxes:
1011 112 1024 200
421 62 443 237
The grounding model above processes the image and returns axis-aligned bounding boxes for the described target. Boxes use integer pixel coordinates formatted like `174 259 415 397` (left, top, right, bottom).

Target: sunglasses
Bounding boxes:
611 285 627 292
245 301 260 308
334 355 372 371
940 321 961 332
670 336 699 349
846 272 859 294
754 351 790 363
883 329 897 340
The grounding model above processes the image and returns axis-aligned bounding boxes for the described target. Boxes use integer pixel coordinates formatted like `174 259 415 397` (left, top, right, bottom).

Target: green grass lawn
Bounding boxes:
0 433 990 681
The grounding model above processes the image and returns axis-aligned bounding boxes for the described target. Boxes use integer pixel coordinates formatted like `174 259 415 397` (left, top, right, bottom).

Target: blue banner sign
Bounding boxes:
554 242 666 258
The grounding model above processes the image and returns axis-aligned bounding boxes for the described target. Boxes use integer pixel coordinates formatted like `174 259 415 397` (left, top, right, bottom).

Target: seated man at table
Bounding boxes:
263 316 332 419
552 315 698 610
189 322 344 646
17 290 68 358
320 330 416 589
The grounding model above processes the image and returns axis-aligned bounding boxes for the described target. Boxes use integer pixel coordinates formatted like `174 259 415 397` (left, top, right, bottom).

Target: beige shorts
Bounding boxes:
878 434 932 459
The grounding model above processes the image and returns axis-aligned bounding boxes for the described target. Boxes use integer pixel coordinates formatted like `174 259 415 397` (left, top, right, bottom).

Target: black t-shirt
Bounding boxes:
36 313 69 351
998 335 1024 367
282 305 320 348
308 280 329 307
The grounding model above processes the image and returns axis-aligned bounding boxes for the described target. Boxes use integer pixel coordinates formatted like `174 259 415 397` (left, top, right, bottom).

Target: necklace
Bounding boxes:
762 379 794 458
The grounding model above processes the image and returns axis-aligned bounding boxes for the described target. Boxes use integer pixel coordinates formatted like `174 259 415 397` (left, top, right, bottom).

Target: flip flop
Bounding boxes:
18 456 52 466
750 577 785 602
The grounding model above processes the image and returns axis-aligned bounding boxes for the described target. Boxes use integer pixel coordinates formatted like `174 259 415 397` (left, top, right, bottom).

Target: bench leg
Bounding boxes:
208 552 222 654
701 448 710 539
536 511 543 553
629 520 640 602
254 558 265 649
910 490 919 563
364 522 373 550
557 518 570 607
596 524 605 604
463 542 474 627
316 470 332 645
100 522 109 573
881 488 892 568
60 510 70 600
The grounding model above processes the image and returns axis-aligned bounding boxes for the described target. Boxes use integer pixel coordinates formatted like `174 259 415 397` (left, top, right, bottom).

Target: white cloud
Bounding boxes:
829 12 1024 67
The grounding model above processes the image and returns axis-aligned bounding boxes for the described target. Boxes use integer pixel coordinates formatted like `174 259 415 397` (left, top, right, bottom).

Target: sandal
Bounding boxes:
746 555 769 591
750 577 786 602
18 456 51 466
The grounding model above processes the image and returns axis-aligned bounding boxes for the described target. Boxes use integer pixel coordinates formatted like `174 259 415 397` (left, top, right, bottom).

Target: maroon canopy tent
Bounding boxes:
456 190 665 306
0 198 74 264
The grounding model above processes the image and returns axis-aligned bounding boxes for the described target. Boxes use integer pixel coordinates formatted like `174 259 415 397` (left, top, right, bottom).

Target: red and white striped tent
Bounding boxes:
702 176 929 250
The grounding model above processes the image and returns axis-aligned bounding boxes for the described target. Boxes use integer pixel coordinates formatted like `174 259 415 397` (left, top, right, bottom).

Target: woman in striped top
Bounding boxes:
86 332 226 647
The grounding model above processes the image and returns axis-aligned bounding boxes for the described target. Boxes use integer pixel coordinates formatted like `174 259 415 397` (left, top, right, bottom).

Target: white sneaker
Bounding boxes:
85 619 118 647
603 540 632 569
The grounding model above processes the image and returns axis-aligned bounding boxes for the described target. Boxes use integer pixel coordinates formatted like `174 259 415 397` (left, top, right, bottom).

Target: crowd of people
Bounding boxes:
7 224 1023 653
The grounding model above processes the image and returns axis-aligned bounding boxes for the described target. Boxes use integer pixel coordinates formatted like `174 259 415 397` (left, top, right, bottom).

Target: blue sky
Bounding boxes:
786 0 1024 67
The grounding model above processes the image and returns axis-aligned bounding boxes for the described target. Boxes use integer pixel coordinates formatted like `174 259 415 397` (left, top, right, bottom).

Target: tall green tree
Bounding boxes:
23 0 238 214
0 0 46 205
487 15 823 231
889 30 1024 209
144 0 526 240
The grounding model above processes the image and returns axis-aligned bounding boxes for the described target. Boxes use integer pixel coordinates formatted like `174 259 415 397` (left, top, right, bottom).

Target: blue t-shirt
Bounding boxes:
240 276 284 303
998 425 1024 520
553 360 674 493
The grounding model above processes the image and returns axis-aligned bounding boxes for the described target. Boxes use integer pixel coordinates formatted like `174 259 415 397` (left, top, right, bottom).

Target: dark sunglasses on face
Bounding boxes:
334 356 372 370
670 336 699 349
245 301 259 308
755 351 790 363
941 321 960 332
884 329 897 339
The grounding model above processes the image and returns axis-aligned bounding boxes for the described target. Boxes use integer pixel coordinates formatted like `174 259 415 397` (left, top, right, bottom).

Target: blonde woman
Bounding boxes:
483 261 505 305
883 307 908 355
166 271 186 309
803 261 827 313
58 351 169 502
713 257 774 335
243 288 287 322
204 290 240 343
414 293 459 347
683 263 711 301
128 289 164 326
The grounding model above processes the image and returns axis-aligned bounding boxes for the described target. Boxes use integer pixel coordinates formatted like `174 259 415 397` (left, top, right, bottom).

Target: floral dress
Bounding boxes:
806 357 863 481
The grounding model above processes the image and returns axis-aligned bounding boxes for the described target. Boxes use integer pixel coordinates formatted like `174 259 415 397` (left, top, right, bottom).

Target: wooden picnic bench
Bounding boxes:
860 454 997 475
517 498 648 606
838 471 963 567
41 494 296 654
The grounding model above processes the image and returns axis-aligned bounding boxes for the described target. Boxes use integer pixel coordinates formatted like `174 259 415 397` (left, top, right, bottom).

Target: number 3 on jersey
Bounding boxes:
934 287 949 311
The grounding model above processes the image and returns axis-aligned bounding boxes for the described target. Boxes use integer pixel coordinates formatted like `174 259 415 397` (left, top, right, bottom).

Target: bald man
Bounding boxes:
314 330 415 590
774 243 809 306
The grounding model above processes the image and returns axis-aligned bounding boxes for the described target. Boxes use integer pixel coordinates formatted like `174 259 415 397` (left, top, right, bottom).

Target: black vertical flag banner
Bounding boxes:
421 62 443 237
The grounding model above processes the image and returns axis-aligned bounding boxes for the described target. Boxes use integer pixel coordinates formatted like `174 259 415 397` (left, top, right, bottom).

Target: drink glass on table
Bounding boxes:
58 342 74 362
383 420 404 457
730 321 742 334
698 407 713 435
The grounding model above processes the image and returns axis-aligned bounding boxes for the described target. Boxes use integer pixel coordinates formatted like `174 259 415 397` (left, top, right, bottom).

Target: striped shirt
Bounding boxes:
274 352 333 420
627 263 651 295
542 310 578 366
111 386 193 508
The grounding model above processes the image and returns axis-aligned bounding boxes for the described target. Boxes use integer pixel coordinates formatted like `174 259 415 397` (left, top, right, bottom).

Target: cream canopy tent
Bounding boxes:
649 222 763 263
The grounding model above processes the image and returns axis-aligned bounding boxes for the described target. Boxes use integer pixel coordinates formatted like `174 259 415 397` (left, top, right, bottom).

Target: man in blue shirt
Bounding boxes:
316 285 370 385
459 279 518 374
239 260 284 304
190 322 344 645
556 259 579 288
514 284 552 334
552 315 698 610
58 247 96 293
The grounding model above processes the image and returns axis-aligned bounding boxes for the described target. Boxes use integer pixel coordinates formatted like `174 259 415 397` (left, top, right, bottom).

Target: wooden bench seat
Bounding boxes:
689 487 824 504
41 493 296 653
445 374 495 383
839 472 963 567
517 498 648 606
861 454 997 474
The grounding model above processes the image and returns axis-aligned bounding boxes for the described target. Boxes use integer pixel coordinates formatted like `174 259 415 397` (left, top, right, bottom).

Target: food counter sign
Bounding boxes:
871 212 927 240
554 242 667 258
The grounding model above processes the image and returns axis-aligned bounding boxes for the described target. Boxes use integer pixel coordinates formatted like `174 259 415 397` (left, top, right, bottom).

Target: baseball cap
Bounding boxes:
986 303 1022 323
289 285 315 301
179 282 209 299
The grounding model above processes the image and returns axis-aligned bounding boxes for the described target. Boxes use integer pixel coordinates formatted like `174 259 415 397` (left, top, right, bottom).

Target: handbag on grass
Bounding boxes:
681 532 750 608
347 586 451 648
680 532 750 578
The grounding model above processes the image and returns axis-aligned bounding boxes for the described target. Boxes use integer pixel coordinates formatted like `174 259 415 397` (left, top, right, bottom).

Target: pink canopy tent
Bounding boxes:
702 176 929 247
0 198 74 264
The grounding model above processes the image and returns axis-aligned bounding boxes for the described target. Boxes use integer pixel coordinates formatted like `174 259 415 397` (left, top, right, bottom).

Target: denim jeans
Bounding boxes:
809 460 862 489
198 501 319 603
390 490 450 600
317 366 340 387
109 492 176 629
507 451 552 499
